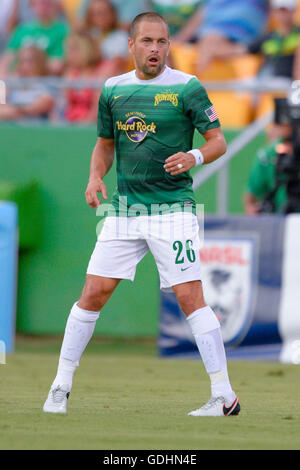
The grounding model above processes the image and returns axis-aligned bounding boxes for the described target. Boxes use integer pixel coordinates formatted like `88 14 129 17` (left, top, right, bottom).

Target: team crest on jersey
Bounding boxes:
117 113 156 142
154 89 179 107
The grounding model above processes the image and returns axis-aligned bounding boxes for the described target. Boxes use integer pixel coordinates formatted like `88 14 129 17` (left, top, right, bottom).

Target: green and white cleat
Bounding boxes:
188 396 240 417
43 385 70 414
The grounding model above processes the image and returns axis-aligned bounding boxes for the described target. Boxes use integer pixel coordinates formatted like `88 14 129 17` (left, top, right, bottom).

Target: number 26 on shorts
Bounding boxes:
173 240 196 264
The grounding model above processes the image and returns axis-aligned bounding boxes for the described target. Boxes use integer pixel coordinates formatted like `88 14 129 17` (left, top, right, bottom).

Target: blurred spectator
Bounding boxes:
0 0 15 53
62 32 117 122
151 0 203 40
234 0 300 80
79 0 129 71
77 0 150 31
0 46 55 121
195 0 270 74
0 0 69 77
7 0 37 32
8 0 69 29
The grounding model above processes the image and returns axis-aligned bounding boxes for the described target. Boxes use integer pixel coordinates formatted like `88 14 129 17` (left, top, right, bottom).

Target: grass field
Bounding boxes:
1 336 300 450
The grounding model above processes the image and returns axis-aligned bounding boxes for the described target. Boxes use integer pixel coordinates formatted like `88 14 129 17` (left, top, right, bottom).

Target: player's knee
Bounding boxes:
78 285 103 312
79 279 114 311
174 285 206 315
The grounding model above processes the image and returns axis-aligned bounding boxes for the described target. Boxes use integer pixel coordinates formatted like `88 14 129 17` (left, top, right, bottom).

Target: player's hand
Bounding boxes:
164 152 196 175
85 177 107 208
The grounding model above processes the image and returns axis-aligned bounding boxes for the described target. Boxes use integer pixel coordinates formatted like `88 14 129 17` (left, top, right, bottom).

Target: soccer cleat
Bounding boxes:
188 396 240 417
43 384 70 414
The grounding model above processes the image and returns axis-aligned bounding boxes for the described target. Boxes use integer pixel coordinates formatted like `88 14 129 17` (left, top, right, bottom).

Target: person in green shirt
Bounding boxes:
0 0 69 76
244 123 292 215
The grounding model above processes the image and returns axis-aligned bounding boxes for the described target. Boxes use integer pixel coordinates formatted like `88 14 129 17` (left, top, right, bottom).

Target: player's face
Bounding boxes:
129 20 170 80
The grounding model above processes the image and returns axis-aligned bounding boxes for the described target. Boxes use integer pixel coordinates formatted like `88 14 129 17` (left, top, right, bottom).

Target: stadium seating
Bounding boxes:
171 44 262 128
254 91 288 120
61 0 82 22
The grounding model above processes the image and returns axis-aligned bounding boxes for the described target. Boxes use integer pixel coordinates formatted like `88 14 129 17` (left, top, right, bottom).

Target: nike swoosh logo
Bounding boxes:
114 95 122 100
181 267 191 271
223 397 240 416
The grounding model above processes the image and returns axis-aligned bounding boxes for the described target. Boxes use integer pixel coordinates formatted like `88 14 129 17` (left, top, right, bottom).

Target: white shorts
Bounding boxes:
87 212 202 292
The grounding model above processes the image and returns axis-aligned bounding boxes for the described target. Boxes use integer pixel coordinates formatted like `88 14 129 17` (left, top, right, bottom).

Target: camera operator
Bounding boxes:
244 92 300 215
244 120 292 215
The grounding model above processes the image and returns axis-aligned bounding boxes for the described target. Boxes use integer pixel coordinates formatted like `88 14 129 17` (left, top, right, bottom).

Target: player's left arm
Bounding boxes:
164 126 226 176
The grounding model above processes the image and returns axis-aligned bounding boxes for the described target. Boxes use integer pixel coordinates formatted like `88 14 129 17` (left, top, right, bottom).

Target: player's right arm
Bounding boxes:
86 79 115 209
85 137 115 209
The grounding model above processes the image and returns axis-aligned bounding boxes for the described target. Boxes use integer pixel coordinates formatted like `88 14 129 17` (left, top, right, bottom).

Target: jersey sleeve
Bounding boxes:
182 77 221 134
97 84 114 138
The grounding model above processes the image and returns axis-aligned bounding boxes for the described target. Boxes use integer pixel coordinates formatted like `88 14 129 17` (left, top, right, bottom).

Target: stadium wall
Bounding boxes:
0 124 265 337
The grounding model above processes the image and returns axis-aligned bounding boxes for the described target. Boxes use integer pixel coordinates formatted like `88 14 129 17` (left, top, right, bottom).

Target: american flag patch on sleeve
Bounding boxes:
205 105 218 122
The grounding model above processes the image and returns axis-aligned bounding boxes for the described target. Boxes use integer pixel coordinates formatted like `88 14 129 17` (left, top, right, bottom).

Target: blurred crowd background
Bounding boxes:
1 0 300 125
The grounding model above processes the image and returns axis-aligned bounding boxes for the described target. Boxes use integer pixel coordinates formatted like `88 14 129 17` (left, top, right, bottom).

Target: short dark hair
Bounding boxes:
130 12 169 39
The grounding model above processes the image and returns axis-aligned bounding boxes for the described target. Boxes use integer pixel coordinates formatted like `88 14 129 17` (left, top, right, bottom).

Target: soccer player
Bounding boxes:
43 12 240 417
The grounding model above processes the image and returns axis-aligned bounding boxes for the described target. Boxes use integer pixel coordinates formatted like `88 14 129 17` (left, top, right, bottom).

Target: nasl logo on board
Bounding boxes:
200 238 256 346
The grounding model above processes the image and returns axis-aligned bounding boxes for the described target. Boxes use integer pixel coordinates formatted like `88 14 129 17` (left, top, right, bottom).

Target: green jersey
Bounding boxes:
7 20 69 58
97 65 220 215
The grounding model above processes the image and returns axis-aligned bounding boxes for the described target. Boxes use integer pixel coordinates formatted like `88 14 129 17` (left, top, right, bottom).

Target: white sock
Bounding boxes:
51 302 100 390
187 306 235 401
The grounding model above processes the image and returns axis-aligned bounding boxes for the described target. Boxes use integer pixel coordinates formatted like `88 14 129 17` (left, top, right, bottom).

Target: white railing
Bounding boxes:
192 112 274 214
2 75 292 91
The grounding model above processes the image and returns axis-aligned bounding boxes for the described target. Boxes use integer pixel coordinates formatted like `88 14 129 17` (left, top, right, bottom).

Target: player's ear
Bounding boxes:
128 37 134 53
